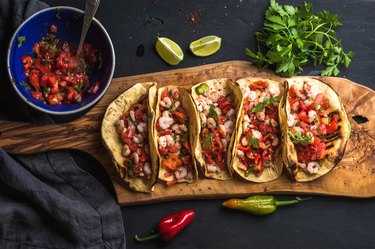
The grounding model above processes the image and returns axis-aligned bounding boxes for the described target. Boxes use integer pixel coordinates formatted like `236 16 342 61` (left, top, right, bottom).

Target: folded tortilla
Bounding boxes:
280 77 350 182
153 85 199 184
101 83 158 192
231 77 284 182
191 78 242 180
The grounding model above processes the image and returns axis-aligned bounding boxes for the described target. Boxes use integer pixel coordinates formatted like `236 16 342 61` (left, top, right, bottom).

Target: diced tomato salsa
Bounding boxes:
21 24 102 105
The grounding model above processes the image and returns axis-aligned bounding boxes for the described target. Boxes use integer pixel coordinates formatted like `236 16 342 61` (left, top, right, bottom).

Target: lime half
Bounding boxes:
155 37 184 65
189 35 222 57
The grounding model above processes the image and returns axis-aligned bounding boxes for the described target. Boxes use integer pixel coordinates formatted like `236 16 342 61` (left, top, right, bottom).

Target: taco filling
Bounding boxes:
156 88 195 185
287 81 340 175
116 94 152 179
236 80 281 177
194 82 236 176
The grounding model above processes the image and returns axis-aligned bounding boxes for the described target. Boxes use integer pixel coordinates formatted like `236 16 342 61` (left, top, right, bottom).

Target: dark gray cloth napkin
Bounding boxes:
0 1 126 248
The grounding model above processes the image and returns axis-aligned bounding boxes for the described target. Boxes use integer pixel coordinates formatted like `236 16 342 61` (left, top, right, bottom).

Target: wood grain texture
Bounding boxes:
1 61 374 205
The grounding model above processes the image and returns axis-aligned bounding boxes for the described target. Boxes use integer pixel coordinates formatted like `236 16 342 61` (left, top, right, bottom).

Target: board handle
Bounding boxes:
0 120 100 154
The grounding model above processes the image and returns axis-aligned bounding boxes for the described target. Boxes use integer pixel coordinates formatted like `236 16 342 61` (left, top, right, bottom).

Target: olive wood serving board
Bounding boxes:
1 61 374 205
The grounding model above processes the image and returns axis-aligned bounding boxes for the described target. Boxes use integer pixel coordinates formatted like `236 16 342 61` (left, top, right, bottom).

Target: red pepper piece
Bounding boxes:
134 210 195 242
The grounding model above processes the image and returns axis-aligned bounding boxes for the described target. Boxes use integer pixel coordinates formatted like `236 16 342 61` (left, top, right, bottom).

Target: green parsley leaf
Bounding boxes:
203 132 214 149
246 0 353 76
17 36 26 48
248 134 259 148
208 105 219 123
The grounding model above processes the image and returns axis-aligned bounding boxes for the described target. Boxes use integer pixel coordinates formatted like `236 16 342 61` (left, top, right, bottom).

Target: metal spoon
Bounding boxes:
72 0 101 72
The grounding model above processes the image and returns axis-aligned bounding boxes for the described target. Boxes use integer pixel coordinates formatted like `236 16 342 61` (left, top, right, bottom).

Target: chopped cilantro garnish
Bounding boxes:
248 134 259 148
203 132 214 148
208 105 219 123
181 133 188 142
252 97 280 113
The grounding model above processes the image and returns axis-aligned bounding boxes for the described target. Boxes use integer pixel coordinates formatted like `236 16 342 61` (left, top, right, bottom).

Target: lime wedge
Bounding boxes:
189 35 222 57
155 37 184 65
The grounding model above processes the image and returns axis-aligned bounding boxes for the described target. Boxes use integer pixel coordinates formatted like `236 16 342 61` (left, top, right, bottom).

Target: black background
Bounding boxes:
33 0 375 248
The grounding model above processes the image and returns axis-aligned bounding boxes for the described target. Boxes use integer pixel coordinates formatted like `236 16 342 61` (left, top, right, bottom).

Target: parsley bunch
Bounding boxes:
246 0 353 76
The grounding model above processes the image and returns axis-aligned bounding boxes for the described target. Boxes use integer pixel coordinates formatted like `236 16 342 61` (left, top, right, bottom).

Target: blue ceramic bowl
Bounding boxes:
7 6 115 115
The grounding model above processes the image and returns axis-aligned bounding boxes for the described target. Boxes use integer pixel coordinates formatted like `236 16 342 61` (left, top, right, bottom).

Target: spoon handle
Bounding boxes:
77 0 101 54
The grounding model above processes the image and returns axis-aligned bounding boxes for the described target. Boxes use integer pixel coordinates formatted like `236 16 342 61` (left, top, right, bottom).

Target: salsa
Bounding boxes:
156 88 194 185
237 80 281 176
21 25 101 105
287 82 339 174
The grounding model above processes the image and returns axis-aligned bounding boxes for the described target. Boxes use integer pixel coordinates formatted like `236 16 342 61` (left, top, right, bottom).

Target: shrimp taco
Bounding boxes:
280 77 350 182
153 86 199 186
231 77 284 182
191 79 242 180
101 83 158 192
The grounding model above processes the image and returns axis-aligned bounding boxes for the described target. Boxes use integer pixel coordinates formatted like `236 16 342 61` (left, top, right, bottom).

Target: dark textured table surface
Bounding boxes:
37 0 375 248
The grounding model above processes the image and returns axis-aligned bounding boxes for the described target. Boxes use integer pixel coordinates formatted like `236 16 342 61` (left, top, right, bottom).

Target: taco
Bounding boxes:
153 86 199 185
231 77 284 182
280 77 350 182
191 79 242 180
101 83 158 192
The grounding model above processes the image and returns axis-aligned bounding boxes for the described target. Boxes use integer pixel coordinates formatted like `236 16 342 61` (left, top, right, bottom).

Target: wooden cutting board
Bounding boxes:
1 61 374 205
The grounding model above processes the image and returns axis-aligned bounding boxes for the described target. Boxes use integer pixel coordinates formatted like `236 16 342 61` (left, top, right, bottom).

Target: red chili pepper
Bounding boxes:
134 210 195 242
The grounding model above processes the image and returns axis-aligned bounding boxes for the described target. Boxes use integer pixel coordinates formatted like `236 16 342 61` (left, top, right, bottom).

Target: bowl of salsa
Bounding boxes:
7 6 115 115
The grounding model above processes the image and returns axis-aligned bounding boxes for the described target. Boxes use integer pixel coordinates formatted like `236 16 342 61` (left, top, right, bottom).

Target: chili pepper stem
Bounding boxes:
275 199 299 207
134 233 161 242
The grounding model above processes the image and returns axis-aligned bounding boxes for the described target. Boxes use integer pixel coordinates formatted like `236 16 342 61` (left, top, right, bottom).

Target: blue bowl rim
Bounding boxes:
7 6 116 115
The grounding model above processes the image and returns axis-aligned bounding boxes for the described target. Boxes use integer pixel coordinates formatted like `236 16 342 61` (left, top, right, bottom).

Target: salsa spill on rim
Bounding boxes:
21 24 102 105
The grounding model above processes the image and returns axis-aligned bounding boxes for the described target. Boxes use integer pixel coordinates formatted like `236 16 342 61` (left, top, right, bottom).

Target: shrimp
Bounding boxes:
237 150 245 159
137 122 147 133
247 90 257 101
143 162 151 175
221 138 228 149
224 120 234 134
291 101 299 112
241 136 248 146
116 119 125 133
158 116 174 130
130 110 136 122
308 110 318 123
270 118 278 128
175 167 188 180
200 112 207 127
256 111 265 121
142 113 148 122
132 136 141 144
207 164 218 173
226 108 235 117
122 144 131 157
170 88 180 99
237 163 247 171
242 121 251 133
171 101 180 110
306 161 320 174
219 124 227 137
159 136 168 148
272 136 279 147
215 107 222 116
210 91 221 102
207 117 217 129
252 129 262 140
165 134 175 146
172 124 182 134
287 114 295 127
160 97 172 108
269 86 280 97
133 152 139 164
